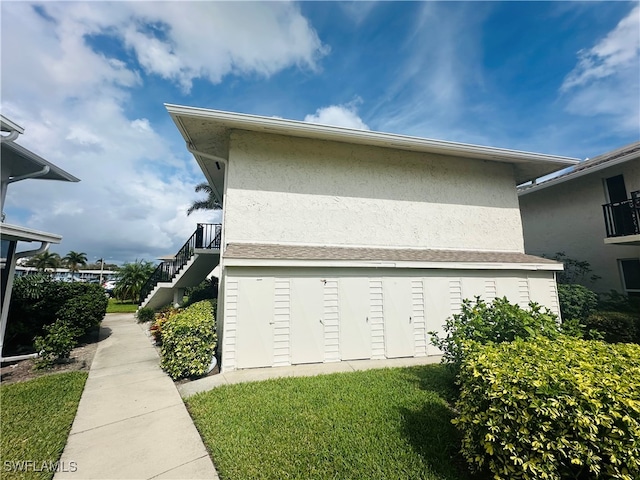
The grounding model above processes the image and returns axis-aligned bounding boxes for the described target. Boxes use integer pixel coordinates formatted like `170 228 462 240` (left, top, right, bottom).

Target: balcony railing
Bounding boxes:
603 192 640 238
139 223 221 304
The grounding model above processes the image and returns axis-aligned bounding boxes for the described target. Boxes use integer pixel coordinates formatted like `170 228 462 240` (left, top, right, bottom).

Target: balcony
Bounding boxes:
603 192 640 246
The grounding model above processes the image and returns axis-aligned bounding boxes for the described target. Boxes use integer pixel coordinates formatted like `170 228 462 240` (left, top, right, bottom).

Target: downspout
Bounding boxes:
2 166 50 216
0 131 20 143
0 241 51 363
8 165 50 184
186 144 228 165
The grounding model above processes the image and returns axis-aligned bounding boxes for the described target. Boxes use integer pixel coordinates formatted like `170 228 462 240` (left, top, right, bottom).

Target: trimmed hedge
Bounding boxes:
160 300 216 379
455 337 640 479
7 275 107 358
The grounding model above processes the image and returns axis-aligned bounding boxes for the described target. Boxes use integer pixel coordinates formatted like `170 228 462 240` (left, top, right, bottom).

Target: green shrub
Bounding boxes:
598 290 640 314
33 321 76 369
184 279 218 307
584 310 639 344
136 307 155 323
557 283 598 322
455 337 640 480
160 300 216 379
6 278 107 353
429 296 561 371
56 285 108 337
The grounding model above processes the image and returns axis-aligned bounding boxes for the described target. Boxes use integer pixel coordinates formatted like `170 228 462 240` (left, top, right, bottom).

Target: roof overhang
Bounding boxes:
519 141 640 196
1 141 80 182
0 223 62 243
0 114 25 135
166 104 579 202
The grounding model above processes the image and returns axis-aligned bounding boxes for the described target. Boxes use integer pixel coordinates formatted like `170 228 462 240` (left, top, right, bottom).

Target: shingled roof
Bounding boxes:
224 243 561 267
519 141 640 195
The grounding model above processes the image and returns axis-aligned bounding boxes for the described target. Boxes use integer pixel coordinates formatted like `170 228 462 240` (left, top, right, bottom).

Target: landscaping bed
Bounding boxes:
0 327 99 386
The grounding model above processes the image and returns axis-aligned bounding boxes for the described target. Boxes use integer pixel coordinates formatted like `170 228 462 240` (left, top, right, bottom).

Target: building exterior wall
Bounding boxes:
519 160 640 293
219 266 559 372
223 131 525 253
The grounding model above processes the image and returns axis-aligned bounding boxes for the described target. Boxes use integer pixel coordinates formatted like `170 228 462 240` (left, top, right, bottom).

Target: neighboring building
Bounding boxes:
0 114 79 361
163 105 577 373
14 266 117 282
519 142 640 296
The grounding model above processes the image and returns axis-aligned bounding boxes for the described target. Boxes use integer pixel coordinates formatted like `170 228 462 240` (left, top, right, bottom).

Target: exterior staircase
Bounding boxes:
139 223 221 310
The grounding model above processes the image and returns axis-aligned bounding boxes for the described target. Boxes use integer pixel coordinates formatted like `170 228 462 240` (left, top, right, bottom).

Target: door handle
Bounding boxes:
409 316 412 323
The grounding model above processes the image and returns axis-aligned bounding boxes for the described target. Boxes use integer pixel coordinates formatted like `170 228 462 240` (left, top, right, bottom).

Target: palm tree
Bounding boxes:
187 182 222 216
63 251 88 279
27 251 62 272
114 260 156 302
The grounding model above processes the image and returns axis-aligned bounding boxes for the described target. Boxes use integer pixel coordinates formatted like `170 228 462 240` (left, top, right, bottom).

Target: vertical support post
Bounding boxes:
0 240 18 359
195 224 204 249
173 288 185 308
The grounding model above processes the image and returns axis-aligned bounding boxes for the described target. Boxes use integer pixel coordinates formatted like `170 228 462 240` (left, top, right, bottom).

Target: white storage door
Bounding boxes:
235 277 275 369
383 277 415 358
290 278 325 364
339 278 372 360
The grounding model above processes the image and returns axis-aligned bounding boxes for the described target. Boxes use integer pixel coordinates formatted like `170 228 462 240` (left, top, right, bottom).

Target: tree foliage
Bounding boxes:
187 182 222 216
114 259 156 302
63 251 87 276
24 251 62 271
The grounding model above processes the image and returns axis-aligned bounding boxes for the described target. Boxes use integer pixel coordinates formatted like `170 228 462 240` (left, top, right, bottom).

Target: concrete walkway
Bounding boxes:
55 313 218 480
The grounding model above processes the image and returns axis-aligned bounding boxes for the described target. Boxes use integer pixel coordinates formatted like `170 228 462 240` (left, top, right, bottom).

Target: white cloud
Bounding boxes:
560 6 640 133
562 6 640 91
86 1 327 92
370 3 489 139
0 2 325 262
304 102 370 130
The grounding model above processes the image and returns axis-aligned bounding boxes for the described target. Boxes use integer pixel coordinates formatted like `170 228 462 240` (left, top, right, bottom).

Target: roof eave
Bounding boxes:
519 147 640 196
166 104 579 185
0 223 63 243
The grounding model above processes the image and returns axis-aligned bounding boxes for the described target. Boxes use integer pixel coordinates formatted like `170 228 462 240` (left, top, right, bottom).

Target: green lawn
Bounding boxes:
106 298 138 313
187 364 474 480
0 372 87 480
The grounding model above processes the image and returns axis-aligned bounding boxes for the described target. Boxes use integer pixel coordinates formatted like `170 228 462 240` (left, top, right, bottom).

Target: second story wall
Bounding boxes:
224 131 525 253
519 160 640 292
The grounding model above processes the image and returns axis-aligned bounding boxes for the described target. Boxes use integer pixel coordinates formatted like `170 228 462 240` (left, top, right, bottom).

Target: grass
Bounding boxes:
187 364 474 480
106 298 138 313
0 372 87 480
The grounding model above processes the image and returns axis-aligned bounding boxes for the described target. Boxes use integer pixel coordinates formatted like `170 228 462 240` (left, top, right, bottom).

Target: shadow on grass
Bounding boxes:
398 364 486 480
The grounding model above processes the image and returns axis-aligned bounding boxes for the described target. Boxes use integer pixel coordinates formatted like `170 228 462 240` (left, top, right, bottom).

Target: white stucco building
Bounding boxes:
519 142 640 296
166 105 578 373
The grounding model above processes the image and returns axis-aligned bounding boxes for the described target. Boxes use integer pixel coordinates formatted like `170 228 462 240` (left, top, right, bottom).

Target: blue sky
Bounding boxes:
1 1 639 264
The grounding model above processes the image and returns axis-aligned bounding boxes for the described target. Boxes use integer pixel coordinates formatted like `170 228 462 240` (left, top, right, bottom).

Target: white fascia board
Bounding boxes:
0 223 62 243
519 150 639 196
0 115 25 134
165 104 579 168
222 257 564 271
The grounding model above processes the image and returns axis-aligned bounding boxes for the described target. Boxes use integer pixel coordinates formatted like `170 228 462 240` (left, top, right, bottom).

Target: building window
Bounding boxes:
619 259 640 298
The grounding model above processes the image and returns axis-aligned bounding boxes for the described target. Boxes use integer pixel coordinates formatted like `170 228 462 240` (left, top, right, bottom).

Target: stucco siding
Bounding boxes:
520 161 640 293
224 131 525 252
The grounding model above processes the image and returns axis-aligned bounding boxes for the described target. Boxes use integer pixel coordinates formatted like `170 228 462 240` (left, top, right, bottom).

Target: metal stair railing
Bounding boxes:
139 223 221 304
